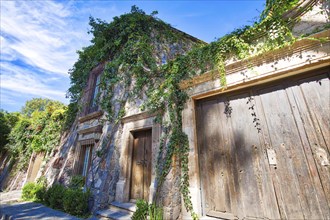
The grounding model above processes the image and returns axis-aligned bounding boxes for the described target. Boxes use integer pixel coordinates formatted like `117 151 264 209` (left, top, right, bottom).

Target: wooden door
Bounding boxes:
130 129 152 201
196 68 330 219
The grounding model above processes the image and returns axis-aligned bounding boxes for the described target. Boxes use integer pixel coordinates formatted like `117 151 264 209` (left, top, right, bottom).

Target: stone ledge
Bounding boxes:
121 111 158 124
77 124 103 135
96 208 133 220
110 201 136 212
180 29 330 90
78 110 103 123
78 133 102 143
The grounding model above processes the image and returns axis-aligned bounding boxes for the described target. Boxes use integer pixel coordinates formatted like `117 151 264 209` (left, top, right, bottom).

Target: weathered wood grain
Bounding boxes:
195 67 330 219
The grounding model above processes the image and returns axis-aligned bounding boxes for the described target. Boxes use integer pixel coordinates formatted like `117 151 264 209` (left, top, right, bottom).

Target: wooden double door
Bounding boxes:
130 129 152 201
196 68 330 219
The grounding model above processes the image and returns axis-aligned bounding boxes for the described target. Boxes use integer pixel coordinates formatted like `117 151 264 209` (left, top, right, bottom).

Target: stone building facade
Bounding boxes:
38 0 329 219
42 23 204 219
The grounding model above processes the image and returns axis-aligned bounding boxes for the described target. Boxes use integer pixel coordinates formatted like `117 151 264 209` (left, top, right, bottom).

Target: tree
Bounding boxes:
0 110 20 153
21 98 63 117
4 98 67 170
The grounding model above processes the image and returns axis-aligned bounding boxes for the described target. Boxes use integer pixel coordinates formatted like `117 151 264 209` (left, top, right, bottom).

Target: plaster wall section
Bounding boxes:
292 0 330 36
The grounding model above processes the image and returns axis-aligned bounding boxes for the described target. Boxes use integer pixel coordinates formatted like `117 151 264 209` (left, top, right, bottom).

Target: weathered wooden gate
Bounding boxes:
196 68 330 219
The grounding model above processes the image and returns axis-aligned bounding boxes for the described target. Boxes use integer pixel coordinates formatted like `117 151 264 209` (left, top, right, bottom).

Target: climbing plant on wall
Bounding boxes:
66 1 316 218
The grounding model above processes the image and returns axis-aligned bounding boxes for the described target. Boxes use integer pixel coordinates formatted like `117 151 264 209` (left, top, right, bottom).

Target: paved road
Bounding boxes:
0 190 100 220
0 201 82 220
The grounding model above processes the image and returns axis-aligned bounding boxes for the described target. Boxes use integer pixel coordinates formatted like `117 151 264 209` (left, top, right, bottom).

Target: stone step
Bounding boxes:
96 201 136 220
110 201 136 212
96 208 133 220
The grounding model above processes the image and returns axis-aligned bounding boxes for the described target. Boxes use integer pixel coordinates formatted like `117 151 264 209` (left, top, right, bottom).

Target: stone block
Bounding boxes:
95 178 102 188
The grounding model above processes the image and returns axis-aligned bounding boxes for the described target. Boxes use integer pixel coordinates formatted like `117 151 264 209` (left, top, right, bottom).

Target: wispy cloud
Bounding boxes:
0 0 128 111
1 61 67 101
0 1 94 111
0 1 89 76
0 91 19 107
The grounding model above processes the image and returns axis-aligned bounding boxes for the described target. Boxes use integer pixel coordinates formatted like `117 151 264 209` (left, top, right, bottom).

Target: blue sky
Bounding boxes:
0 0 265 112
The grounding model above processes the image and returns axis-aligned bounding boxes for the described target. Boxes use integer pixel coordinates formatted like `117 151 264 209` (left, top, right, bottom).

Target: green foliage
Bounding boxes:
66 5 198 123
36 176 48 186
22 182 39 201
6 116 33 170
5 98 67 172
261 0 300 21
0 110 19 152
66 1 307 217
132 199 163 220
21 98 54 117
68 175 85 189
34 177 49 202
27 101 66 153
22 179 47 202
148 203 163 220
63 188 90 217
24 179 91 218
132 199 149 220
44 184 66 210
63 102 78 130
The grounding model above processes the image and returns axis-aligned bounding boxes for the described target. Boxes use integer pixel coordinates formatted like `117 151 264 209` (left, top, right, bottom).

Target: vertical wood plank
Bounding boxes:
290 73 330 218
216 96 234 214
196 99 218 214
203 99 218 212
143 130 152 201
130 132 145 200
257 84 305 219
254 93 282 220
196 103 207 216
226 92 264 219
211 98 227 213
216 95 241 217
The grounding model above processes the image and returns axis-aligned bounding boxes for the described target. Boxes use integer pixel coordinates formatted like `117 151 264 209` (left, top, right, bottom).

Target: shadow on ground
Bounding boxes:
0 201 81 220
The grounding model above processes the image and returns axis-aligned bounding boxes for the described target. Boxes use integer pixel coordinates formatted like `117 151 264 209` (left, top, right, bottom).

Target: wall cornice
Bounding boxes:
180 29 330 93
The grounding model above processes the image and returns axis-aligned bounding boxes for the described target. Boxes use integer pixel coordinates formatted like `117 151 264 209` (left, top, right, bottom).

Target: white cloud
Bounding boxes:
0 36 17 61
0 0 126 111
0 1 90 76
0 92 19 107
0 62 67 102
0 0 95 111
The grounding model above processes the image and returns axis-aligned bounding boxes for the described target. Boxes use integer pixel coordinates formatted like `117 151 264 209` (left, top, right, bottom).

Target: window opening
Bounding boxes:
78 143 93 177
88 74 101 113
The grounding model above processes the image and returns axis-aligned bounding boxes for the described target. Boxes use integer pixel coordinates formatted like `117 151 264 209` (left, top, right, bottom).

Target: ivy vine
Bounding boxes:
66 1 318 218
